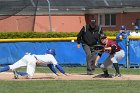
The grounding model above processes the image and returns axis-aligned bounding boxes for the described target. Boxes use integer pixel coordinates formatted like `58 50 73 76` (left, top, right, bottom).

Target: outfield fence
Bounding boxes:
0 36 140 68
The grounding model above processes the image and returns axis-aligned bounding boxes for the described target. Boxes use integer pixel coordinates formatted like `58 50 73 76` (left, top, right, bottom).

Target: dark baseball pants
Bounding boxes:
82 44 97 74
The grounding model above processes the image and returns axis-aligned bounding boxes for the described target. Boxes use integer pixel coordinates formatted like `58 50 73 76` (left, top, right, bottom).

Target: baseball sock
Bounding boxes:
17 72 28 76
56 64 65 74
0 66 10 72
47 64 57 74
113 63 120 74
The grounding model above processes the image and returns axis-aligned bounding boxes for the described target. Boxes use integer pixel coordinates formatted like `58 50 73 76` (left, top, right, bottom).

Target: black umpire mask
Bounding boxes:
90 19 96 29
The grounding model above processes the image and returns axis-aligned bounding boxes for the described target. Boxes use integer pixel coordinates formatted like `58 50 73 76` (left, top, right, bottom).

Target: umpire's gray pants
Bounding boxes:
82 44 97 72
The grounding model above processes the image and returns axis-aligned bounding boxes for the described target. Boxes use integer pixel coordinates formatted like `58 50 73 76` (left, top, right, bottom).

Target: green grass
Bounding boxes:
0 80 140 93
1 66 140 93
35 66 140 75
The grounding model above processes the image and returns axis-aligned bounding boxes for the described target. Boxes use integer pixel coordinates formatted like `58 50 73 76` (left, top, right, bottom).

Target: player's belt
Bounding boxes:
116 49 122 52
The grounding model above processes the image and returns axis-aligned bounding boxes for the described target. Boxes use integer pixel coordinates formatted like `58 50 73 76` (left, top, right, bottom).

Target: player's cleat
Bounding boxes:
101 74 109 77
13 70 19 79
114 73 122 77
100 74 112 78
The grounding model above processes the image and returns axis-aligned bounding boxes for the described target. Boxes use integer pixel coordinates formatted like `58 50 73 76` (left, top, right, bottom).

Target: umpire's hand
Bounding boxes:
77 44 80 48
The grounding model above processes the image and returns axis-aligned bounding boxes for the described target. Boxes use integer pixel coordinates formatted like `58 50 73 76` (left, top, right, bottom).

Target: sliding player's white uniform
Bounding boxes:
9 54 58 78
0 49 65 79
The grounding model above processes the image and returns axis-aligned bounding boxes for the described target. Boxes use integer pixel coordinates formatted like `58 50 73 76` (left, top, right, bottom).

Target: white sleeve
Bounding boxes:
50 55 58 65
130 32 133 36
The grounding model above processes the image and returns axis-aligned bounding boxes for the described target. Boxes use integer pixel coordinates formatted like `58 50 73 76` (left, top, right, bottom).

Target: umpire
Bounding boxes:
77 18 103 75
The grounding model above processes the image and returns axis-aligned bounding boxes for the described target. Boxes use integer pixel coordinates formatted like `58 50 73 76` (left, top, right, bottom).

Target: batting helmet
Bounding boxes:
134 26 139 30
120 25 126 30
46 49 56 56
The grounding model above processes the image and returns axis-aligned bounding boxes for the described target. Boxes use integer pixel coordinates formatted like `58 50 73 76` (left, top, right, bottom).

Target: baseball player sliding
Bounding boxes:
0 49 66 79
96 35 125 78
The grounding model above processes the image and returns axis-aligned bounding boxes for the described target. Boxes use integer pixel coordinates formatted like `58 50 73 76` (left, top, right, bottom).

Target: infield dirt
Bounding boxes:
1 72 140 80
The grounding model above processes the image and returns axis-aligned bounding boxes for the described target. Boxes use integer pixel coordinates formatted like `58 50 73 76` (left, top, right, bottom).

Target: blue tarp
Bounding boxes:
0 42 86 65
0 40 140 66
129 40 140 65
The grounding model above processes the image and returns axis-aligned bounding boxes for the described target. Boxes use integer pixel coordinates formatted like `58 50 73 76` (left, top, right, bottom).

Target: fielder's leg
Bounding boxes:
113 63 120 74
110 55 119 74
100 56 112 78
111 50 125 77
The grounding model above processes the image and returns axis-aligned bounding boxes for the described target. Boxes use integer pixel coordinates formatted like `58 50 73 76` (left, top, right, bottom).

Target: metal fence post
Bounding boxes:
126 38 130 68
46 0 52 32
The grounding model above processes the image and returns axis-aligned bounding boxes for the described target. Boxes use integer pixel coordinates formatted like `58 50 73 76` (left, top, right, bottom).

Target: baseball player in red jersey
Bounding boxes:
98 36 125 77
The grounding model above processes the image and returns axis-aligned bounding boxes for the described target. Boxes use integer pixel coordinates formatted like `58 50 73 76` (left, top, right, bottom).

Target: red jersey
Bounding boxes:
105 39 121 54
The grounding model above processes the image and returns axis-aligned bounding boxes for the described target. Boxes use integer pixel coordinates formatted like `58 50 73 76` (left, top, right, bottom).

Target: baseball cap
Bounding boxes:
134 26 139 30
120 25 126 30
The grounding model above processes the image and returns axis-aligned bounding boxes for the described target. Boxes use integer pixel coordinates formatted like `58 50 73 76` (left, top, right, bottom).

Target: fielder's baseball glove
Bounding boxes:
93 44 104 51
